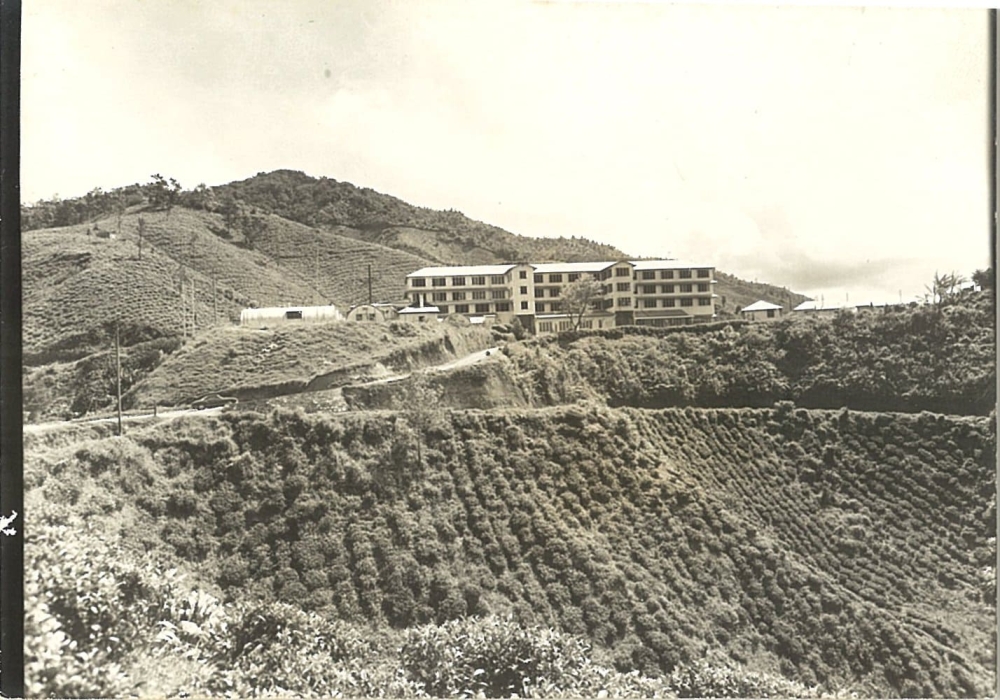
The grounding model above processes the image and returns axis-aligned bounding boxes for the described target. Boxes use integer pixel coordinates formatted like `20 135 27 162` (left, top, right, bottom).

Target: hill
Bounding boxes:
24 404 995 697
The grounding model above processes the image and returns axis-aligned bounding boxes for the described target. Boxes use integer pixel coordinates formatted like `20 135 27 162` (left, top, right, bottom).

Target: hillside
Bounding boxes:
344 291 996 417
127 320 492 408
24 405 995 697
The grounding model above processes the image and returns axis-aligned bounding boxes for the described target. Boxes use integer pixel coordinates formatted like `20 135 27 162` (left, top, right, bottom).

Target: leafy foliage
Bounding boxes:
28 403 995 697
500 291 994 415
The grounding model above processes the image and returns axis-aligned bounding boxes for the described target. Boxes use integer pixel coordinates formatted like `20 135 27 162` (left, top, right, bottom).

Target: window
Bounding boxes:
580 319 593 329
618 297 631 307
519 270 527 279
602 285 612 295
664 284 675 293
471 290 486 300
766 308 775 318
661 270 674 280
452 277 466 286
643 299 657 308
699 297 712 306
534 288 545 298
550 287 561 297
368 314 376 321
568 273 580 282
433 292 447 302
491 290 506 299
680 284 693 293
471 276 486 285
534 274 544 283
412 278 426 287
285 310 302 320
438 305 449 314
475 303 490 313
681 298 693 307
520 286 528 295
432 278 447 287
615 267 630 277
455 304 469 313
679 270 692 279
496 302 511 312
697 283 709 292
641 271 656 280
354 316 361 322
599 270 612 281
550 302 562 312
536 302 546 313
538 321 553 333
491 275 505 285
452 291 466 301
697 269 710 278
616 282 630 292
520 301 529 310
665 298 676 307
642 284 656 294
549 273 563 283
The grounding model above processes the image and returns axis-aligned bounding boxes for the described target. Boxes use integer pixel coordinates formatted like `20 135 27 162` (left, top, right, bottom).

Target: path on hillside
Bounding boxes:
23 346 501 435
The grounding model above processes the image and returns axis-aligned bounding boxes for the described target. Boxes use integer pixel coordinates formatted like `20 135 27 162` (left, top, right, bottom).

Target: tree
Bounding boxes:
147 174 183 215
393 373 444 469
561 276 606 330
924 271 966 308
972 267 994 290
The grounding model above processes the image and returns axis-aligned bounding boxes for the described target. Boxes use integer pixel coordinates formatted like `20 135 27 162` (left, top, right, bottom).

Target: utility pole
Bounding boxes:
368 263 373 305
114 321 123 436
137 216 145 260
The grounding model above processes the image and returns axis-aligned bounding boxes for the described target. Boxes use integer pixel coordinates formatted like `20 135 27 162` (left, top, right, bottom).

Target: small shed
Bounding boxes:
398 305 440 323
346 303 401 323
240 304 344 328
740 300 783 321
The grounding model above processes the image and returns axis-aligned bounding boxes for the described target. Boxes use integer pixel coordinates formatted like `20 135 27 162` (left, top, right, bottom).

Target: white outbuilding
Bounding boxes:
740 300 783 321
239 304 344 328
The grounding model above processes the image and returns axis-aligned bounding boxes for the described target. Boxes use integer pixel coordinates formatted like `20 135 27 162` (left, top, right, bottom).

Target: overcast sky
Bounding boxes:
22 1 992 304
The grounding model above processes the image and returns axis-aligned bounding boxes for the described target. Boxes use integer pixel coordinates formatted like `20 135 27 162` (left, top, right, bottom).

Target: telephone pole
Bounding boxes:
114 321 123 436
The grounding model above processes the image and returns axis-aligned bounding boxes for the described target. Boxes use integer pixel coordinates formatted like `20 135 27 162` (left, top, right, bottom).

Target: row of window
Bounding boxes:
640 297 713 308
411 274 509 288
637 283 711 294
411 267 712 288
437 302 512 314
431 290 507 301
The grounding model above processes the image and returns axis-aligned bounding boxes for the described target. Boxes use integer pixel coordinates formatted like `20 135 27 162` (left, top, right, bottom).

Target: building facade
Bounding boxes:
404 260 716 332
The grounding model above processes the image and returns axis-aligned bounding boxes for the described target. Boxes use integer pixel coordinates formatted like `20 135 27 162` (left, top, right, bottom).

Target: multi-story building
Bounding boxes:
404 260 716 332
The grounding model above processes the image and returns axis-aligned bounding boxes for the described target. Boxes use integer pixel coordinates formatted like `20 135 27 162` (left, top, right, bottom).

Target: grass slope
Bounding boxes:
26 404 995 697
128 321 492 407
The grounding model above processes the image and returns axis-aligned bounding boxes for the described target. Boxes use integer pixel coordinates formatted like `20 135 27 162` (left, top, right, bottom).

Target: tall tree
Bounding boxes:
561 276 606 330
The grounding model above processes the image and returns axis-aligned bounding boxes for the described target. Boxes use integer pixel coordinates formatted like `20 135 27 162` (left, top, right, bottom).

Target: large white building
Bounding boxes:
404 260 716 332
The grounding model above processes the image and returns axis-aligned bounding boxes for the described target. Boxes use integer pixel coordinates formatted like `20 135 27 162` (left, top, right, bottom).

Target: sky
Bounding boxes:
21 0 993 305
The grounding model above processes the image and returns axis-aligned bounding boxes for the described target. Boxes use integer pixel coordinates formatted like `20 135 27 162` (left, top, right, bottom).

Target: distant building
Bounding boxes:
792 300 854 317
404 259 716 333
345 302 402 323
239 304 343 328
740 300 783 321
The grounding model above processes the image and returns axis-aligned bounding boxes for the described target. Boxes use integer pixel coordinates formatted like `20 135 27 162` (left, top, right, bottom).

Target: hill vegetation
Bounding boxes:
24 404 995 697
345 291 995 417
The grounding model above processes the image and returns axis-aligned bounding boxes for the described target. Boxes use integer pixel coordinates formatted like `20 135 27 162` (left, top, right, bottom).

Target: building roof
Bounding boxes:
630 259 714 271
742 300 783 312
398 305 440 314
406 264 517 278
793 300 852 312
532 261 616 274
